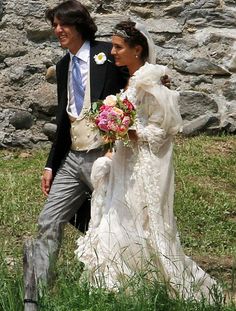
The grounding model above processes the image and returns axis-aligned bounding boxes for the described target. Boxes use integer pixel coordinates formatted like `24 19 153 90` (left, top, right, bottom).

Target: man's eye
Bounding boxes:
52 23 66 28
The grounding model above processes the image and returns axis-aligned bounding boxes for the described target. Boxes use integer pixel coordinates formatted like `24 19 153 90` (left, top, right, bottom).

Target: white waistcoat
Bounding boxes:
67 70 104 151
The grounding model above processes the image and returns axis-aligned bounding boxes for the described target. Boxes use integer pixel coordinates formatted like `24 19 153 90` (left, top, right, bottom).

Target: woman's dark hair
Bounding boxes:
113 21 149 62
45 0 97 41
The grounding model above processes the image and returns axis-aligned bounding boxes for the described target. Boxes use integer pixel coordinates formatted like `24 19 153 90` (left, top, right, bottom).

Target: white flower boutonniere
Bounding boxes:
94 52 107 65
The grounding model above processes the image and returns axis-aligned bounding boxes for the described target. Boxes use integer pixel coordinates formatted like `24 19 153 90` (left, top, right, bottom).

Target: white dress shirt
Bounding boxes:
67 41 90 118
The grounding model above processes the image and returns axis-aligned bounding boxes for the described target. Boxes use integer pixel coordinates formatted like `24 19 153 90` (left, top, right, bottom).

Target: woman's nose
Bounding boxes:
111 47 115 55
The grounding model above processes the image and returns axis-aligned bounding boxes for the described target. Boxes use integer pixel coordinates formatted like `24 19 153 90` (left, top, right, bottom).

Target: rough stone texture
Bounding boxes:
174 58 231 75
42 122 57 141
179 91 218 120
0 0 236 148
182 114 220 136
9 111 34 129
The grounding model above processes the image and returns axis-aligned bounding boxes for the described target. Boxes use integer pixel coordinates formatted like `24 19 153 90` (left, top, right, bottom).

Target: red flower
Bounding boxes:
123 98 135 111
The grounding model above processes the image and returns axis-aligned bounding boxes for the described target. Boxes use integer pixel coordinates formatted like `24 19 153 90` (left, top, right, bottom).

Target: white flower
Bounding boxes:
94 52 107 65
103 95 117 106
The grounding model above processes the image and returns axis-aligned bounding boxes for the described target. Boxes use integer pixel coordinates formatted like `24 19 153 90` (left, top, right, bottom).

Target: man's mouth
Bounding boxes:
59 35 67 41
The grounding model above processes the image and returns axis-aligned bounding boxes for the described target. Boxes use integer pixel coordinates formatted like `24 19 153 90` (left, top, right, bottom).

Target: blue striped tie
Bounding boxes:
72 56 85 115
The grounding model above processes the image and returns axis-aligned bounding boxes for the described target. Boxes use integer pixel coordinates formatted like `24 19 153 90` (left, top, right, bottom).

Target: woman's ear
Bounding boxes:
135 45 143 58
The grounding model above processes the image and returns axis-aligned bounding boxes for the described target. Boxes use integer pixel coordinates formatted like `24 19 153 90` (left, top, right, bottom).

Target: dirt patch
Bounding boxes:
193 254 235 284
204 139 236 156
184 175 236 194
175 135 236 157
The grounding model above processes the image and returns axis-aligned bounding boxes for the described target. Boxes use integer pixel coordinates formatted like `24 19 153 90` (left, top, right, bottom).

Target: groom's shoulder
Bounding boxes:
57 52 70 66
91 40 112 51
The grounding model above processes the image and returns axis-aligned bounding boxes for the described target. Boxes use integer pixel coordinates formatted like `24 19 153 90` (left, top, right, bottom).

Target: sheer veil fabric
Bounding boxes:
135 21 157 64
75 22 221 301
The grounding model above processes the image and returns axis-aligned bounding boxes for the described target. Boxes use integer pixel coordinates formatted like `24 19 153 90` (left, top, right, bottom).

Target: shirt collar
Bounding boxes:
69 41 90 63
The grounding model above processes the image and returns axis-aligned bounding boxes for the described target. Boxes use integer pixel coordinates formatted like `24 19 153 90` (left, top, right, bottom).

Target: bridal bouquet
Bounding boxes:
89 94 136 143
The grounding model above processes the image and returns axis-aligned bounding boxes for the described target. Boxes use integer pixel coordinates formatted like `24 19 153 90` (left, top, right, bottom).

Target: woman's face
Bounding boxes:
111 35 139 67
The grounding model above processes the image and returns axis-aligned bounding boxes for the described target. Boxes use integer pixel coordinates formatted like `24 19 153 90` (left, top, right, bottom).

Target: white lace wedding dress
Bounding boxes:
75 63 219 301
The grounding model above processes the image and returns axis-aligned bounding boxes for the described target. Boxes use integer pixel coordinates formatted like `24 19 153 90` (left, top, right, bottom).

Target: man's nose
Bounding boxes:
54 24 63 33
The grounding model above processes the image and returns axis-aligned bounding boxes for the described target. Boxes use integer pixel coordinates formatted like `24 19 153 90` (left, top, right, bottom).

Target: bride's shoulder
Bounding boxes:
133 62 170 86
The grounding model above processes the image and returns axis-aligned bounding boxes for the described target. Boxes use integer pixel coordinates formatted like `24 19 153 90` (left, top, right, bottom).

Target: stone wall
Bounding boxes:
0 0 235 148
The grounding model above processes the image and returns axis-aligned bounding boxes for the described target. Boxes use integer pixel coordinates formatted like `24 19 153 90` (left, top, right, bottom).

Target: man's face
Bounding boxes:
52 17 83 54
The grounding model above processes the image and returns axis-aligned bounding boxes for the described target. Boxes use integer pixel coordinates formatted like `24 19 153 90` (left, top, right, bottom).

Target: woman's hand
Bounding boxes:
105 150 113 159
128 129 138 141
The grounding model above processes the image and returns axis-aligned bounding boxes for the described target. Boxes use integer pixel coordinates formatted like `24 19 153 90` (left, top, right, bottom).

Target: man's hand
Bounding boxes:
41 169 53 196
161 74 171 89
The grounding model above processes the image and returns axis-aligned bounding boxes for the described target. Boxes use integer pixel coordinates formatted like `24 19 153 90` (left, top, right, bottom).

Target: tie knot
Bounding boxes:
73 55 80 63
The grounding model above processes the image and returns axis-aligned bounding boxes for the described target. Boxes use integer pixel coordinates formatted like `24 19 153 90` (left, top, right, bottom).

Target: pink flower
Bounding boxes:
112 107 124 116
97 120 109 132
108 120 119 132
117 124 128 135
99 105 112 112
122 116 131 127
89 94 136 143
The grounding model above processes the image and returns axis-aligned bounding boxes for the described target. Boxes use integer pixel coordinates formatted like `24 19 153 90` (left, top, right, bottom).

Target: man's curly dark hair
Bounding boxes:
45 0 97 41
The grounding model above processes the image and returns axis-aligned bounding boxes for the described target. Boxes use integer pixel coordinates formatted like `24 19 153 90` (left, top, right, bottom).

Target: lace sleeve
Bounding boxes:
135 96 168 154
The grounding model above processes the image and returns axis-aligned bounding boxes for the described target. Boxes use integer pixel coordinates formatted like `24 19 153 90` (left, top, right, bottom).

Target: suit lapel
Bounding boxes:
90 41 108 103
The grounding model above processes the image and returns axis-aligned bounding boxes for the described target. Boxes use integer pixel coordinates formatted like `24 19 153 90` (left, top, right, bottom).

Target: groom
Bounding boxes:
34 0 127 285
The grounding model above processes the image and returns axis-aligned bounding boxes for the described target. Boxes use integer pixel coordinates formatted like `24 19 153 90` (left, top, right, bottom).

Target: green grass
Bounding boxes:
0 134 235 310
174 135 236 256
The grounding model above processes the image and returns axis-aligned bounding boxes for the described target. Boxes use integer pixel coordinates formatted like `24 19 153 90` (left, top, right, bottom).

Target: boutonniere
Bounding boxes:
94 52 107 65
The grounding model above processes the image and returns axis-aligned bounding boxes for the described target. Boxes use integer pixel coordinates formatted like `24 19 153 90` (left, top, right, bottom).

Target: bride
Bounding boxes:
75 20 220 301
